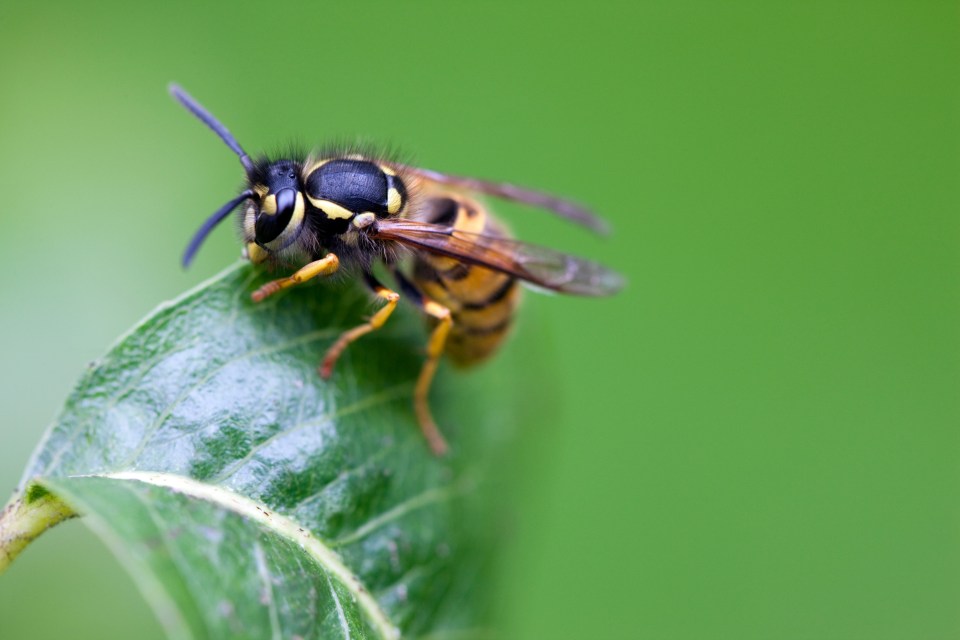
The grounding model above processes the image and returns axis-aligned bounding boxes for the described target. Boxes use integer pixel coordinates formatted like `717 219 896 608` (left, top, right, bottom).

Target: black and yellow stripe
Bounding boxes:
301 157 408 222
412 195 521 366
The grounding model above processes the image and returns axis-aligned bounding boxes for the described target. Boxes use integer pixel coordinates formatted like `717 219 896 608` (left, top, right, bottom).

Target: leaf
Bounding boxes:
1 262 506 639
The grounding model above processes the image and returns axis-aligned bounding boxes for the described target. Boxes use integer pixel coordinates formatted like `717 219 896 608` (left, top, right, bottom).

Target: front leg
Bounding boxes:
251 253 340 302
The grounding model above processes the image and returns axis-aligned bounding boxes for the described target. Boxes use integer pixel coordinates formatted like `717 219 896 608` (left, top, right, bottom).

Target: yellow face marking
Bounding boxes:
387 187 402 214
379 164 397 177
261 193 278 215
246 242 268 264
307 196 354 220
264 191 306 251
243 203 257 240
252 184 269 198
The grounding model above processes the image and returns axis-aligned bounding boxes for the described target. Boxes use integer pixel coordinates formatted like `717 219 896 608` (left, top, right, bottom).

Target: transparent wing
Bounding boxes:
373 219 624 296
397 164 611 235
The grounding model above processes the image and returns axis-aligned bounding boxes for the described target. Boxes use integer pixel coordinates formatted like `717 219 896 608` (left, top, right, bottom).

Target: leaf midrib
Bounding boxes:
86 470 401 640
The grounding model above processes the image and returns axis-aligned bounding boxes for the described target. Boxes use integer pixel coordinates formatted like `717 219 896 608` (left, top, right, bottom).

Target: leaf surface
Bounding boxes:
10 263 501 639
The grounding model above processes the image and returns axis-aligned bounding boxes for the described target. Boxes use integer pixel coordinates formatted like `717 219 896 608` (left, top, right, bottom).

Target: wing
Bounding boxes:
396 164 611 235
372 219 624 296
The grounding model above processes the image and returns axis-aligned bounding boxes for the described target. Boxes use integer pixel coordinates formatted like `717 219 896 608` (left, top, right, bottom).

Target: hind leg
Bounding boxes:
394 271 453 456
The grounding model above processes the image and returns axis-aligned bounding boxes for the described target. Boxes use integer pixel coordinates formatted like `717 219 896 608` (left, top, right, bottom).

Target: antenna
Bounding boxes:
169 83 254 173
182 190 254 268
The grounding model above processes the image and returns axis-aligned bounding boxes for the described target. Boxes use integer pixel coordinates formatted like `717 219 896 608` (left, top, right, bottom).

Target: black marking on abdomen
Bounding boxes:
439 262 471 280
422 197 459 226
410 194 519 366
457 316 512 336
461 277 516 309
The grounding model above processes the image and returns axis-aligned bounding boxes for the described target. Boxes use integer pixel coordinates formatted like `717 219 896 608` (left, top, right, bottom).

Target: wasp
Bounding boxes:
171 84 623 455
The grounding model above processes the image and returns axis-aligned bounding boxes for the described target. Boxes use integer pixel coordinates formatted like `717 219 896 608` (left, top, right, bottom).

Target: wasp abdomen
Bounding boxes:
412 196 521 366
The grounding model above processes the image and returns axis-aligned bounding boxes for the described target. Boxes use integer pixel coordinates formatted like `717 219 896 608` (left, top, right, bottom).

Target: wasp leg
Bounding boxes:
394 271 452 456
320 272 400 379
251 253 340 302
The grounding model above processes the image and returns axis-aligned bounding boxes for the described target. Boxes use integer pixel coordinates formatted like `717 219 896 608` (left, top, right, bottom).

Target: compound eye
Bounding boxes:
256 188 297 244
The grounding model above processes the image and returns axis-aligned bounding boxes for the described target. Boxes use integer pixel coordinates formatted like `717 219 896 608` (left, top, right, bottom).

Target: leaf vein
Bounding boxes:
120 328 339 466
332 485 457 549
253 540 282 640
93 471 400 640
325 572 353 640
211 382 411 486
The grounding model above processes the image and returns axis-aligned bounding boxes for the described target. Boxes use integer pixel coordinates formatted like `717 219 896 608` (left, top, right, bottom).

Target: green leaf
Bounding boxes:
1 262 507 639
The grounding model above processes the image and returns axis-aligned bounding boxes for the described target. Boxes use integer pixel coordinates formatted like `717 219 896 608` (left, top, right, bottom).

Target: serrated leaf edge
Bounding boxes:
86 470 401 640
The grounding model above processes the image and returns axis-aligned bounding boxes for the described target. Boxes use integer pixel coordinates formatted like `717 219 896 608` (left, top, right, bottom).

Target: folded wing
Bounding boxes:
397 165 611 235
373 219 624 296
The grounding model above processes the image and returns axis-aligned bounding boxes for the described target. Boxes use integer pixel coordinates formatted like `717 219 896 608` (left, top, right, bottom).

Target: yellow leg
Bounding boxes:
414 300 453 456
320 284 400 379
251 253 340 302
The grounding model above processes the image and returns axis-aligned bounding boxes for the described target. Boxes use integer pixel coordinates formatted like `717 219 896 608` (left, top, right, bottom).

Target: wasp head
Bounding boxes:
172 84 315 268
240 160 308 264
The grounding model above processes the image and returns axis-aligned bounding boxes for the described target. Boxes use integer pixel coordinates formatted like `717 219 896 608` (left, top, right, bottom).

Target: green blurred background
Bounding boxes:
1 1 957 638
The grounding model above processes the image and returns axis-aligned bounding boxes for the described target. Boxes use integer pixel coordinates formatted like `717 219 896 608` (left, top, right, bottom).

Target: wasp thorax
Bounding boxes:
303 158 408 229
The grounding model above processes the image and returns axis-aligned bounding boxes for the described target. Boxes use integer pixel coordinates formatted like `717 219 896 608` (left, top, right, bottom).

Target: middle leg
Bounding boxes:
320 271 400 379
